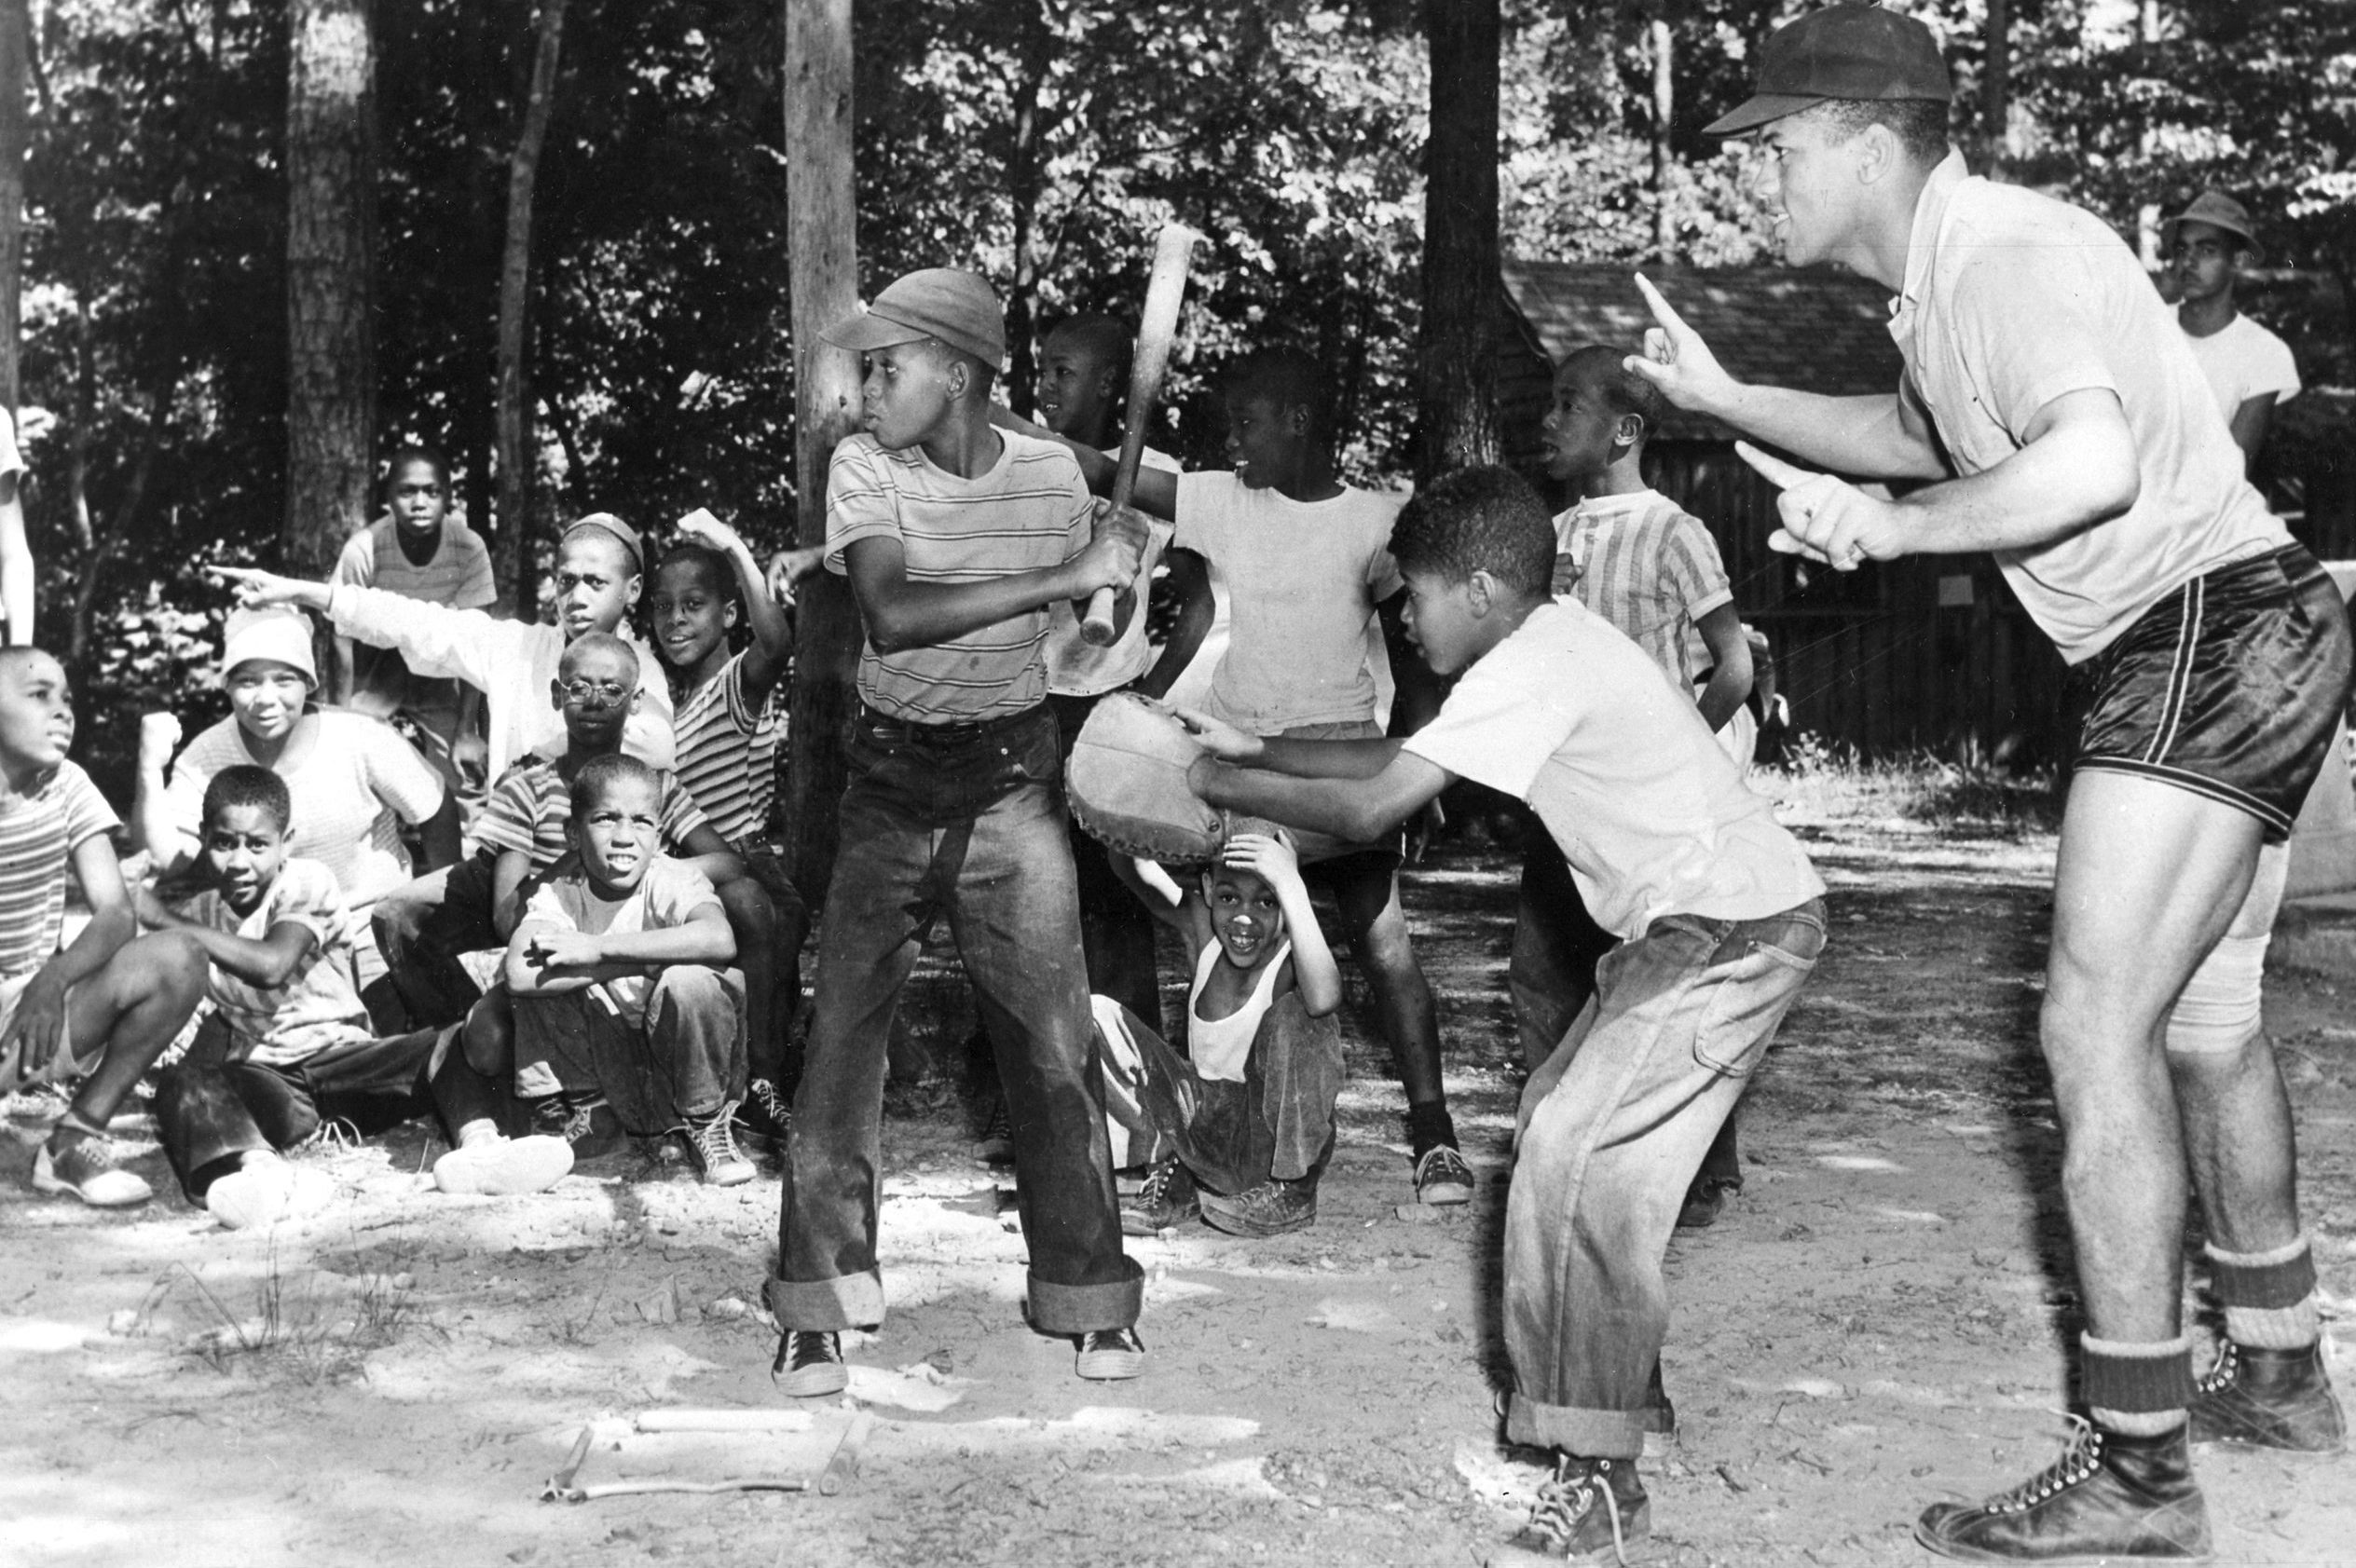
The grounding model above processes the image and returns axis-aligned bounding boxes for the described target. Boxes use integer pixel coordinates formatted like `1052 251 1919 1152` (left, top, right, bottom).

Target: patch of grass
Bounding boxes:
171 1235 428 1383
1757 732 2063 838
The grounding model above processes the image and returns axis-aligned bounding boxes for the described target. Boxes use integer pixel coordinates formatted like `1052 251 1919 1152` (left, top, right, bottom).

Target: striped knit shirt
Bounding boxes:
823 431 1094 722
468 754 712 872
672 651 780 848
0 762 119 980
332 517 500 723
1551 489 1733 689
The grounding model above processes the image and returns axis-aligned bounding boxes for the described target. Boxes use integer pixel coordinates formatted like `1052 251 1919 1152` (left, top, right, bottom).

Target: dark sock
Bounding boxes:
1405 1100 1457 1156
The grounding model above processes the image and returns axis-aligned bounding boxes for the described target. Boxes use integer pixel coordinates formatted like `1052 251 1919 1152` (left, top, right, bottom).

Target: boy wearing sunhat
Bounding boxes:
2168 190 2301 471
1628 3 2347 1562
766 268 1152 1393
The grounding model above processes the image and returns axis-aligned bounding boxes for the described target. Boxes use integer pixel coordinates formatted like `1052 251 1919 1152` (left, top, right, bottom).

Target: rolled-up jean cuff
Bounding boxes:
1027 1270 1144 1335
766 1271 886 1331
1506 1394 1645 1460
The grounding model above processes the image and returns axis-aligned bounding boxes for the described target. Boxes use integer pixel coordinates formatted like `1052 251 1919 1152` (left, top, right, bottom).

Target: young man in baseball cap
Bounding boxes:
1630 3 2348 1562
766 266 1155 1392
2168 190 2301 472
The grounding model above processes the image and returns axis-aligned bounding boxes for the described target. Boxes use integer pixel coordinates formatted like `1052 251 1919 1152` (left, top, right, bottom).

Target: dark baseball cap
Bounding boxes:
822 267 1008 373
1704 2 1952 138
561 511 645 573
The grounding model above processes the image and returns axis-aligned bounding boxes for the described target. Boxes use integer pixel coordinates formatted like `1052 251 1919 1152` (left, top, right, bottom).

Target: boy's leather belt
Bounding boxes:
856 702 1044 747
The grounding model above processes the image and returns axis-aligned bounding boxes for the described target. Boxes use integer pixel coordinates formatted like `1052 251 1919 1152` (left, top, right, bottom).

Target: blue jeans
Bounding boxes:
1504 899 1826 1459
769 705 1142 1336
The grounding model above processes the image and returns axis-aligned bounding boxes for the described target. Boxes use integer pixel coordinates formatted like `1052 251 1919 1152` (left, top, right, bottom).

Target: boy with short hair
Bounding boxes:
1048 343 1472 1205
649 511 813 1134
371 634 750 1042
2167 190 2300 473
1180 466 1827 1561
0 648 209 1207
499 753 751 1187
1100 822 1345 1238
142 765 570 1228
769 266 1149 1397
1525 342 1759 1228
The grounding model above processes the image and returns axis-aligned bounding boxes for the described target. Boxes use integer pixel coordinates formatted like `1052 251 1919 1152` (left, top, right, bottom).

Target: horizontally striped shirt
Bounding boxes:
0 762 118 980
469 755 712 871
1551 489 1733 689
823 431 1093 722
672 651 780 848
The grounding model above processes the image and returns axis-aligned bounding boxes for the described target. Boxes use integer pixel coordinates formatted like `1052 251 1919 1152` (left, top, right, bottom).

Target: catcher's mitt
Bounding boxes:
1066 693 1227 862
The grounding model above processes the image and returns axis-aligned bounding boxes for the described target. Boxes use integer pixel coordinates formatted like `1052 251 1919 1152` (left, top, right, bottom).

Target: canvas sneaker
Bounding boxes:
1414 1143 1475 1206
772 1329 848 1398
1120 1157 1199 1235
1199 1175 1318 1238
1504 1452 1650 1562
433 1134 574 1196
975 1095 1016 1166
1075 1327 1146 1382
737 1078 794 1151
205 1153 335 1231
680 1101 756 1187
32 1135 153 1208
531 1092 623 1159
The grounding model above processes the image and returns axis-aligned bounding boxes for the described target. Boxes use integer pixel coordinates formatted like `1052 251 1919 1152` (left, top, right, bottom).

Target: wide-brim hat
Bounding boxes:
822 268 1008 373
221 606 319 689
1705 3 1952 137
2161 190 2264 265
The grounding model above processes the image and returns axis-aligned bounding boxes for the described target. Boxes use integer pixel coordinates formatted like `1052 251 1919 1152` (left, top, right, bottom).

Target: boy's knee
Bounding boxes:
128 931 211 1002
655 964 733 1011
462 992 513 1075
718 878 775 938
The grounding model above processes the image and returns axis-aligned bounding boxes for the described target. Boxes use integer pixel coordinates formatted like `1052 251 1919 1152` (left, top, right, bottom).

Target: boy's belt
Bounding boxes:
856 702 1044 747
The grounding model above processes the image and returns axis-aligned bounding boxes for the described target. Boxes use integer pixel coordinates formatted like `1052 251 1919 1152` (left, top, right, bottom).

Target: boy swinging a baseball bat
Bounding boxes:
1181 467 1825 1561
768 267 1154 1394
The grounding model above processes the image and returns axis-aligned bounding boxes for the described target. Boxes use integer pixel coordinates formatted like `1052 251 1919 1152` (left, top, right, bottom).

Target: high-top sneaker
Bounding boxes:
2189 1340 2347 1454
1502 1452 1650 1562
1914 1420 2212 1562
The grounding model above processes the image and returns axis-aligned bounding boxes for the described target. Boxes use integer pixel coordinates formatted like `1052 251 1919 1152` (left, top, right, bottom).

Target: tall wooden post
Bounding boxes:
781 0 864 907
0 0 28 414
1414 0 1501 482
285 0 378 578
1983 0 2010 177
1648 9 1675 262
492 0 569 607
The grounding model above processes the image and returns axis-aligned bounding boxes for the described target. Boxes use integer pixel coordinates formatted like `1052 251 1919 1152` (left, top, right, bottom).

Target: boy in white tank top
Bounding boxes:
1092 823 1345 1238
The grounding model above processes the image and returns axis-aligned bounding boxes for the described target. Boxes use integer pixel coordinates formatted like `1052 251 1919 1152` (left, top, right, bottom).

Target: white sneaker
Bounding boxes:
207 1155 335 1230
433 1135 573 1195
32 1138 153 1207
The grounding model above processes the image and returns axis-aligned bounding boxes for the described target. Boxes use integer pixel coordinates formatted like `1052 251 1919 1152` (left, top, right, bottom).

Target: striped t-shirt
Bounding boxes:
469 755 712 872
332 517 499 723
0 762 119 980
824 431 1094 722
1551 489 1734 689
672 652 780 849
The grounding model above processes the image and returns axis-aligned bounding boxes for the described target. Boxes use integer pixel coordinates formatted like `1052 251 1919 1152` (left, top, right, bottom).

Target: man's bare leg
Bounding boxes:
1325 862 1469 1203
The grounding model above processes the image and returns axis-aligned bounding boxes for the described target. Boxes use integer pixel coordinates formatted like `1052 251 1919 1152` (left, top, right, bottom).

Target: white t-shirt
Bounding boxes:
1172 473 1404 731
183 859 372 1068
520 855 724 1028
1045 445 1184 697
0 409 21 481
1403 600 1822 941
2178 307 2301 421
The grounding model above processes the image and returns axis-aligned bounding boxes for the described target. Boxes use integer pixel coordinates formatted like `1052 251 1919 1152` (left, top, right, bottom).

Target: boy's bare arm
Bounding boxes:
0 837 139 1072
988 406 1180 520
138 896 317 989
1693 604 1756 732
670 824 747 888
513 905 735 992
1226 834 1342 1017
130 711 196 869
504 920 594 995
1173 710 1404 781
842 526 1140 655
678 510 794 704
1192 749 1453 848
490 849 536 940
1133 549 1214 701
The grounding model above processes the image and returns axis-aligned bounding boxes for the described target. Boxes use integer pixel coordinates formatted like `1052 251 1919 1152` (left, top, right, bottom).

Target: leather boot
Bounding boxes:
1914 1421 2212 1563
2189 1340 2347 1453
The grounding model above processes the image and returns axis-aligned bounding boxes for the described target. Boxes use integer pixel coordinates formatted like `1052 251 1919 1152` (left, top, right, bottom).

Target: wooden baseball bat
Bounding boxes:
1080 223 1203 646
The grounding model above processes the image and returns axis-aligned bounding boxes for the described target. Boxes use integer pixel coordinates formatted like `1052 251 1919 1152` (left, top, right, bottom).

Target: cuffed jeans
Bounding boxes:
769 705 1142 1337
512 967 747 1133
1504 899 1825 1459
1094 993 1344 1194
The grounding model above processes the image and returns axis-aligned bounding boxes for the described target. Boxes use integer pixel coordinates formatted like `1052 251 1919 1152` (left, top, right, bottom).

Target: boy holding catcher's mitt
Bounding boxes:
768 267 1152 1397
1095 819 1344 1239
1181 467 1825 1562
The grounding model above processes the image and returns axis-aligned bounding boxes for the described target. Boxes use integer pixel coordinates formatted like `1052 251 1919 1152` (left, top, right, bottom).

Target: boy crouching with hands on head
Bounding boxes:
1098 821 1345 1238
489 753 752 1187
1179 467 1826 1562
144 766 571 1229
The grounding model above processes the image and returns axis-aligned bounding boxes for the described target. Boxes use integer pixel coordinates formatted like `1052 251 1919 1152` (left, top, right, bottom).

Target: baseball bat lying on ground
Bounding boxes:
1079 223 1204 646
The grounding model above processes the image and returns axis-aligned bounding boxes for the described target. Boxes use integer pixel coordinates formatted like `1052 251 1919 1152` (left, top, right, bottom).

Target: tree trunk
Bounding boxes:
1983 0 2009 175
492 0 568 607
781 0 864 908
1002 3 1055 418
1649 10 1674 262
285 0 377 579
0 0 28 414
1414 0 1501 483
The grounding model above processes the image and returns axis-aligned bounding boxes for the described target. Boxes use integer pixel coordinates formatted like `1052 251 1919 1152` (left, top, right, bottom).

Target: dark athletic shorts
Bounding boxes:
2071 544 2353 841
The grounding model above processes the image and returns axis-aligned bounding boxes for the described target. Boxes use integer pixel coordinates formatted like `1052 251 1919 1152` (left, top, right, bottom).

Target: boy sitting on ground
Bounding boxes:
1180 467 1826 1563
0 648 209 1207
140 766 570 1228
1099 822 1344 1238
488 754 750 1187
650 510 815 1135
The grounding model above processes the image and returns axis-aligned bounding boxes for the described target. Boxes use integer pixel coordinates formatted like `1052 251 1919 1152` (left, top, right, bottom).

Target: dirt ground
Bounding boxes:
7 809 2356 1568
